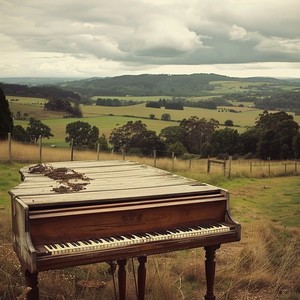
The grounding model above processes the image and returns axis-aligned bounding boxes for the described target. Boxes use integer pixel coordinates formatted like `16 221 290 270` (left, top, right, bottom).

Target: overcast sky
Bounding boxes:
1 0 299 78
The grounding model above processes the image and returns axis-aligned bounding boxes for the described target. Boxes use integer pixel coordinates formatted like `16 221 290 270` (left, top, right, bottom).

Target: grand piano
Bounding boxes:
10 160 241 300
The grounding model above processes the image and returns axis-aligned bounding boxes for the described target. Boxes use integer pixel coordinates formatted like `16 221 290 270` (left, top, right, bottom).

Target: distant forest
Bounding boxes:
1 73 300 113
0 83 80 102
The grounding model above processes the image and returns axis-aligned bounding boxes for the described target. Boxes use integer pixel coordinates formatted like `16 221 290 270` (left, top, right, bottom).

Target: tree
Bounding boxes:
255 111 299 159
161 113 171 121
149 114 156 119
109 120 165 155
179 116 219 155
257 130 280 160
292 133 300 159
224 119 234 126
65 121 99 149
238 128 259 156
109 120 148 152
16 111 22 120
13 125 30 143
166 142 186 157
71 103 83 117
98 134 110 151
210 128 239 156
0 88 13 139
26 118 53 143
159 126 186 145
44 98 82 117
137 129 166 155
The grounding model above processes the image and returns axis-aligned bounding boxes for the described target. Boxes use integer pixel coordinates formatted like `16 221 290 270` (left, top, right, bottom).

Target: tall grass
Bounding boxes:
216 222 300 300
0 141 299 178
0 144 299 299
1 220 298 299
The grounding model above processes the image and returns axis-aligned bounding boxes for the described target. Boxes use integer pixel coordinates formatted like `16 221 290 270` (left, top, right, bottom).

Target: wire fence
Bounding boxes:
0 133 299 178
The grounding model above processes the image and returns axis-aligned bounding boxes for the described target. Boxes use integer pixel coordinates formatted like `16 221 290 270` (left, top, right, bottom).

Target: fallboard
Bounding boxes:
29 194 228 246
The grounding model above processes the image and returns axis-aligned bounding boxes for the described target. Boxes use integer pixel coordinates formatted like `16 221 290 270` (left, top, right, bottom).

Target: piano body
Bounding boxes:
10 160 241 300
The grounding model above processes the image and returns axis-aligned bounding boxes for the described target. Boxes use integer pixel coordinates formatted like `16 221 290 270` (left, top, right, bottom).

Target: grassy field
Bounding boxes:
0 154 299 299
8 96 300 148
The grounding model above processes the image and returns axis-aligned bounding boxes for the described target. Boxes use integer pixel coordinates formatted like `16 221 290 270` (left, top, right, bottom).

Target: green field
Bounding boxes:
9 96 300 147
82 102 266 126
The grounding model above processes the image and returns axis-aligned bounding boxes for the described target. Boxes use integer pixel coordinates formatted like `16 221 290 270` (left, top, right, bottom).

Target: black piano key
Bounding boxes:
103 237 114 243
150 231 160 236
124 234 135 240
91 238 102 244
135 233 145 238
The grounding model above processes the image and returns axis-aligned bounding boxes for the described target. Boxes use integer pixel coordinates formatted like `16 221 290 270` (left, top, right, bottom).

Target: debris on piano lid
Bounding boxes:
29 163 91 193
28 163 53 174
52 181 90 193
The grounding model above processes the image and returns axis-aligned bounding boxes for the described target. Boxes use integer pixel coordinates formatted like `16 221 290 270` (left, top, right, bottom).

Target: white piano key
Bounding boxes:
43 223 232 256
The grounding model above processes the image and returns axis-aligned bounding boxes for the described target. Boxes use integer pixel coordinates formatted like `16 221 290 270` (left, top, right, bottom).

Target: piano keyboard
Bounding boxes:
43 223 230 256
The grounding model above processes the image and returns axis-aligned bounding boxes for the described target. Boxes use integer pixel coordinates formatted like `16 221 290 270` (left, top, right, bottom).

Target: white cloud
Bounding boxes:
229 25 248 41
130 18 204 57
256 37 300 54
0 0 299 77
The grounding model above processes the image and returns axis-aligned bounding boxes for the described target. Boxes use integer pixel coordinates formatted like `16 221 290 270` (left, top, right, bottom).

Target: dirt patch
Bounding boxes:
29 163 91 193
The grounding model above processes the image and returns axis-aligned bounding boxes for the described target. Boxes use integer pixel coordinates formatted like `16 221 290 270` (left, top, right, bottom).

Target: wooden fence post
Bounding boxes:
39 135 42 163
228 156 232 178
189 158 192 171
70 138 74 161
122 148 125 160
153 150 156 167
8 132 12 162
250 161 252 176
207 157 226 176
207 158 210 173
172 152 175 170
285 163 287 174
96 142 100 160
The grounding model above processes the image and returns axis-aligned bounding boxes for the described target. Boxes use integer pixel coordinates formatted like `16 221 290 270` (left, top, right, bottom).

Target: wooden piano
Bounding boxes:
10 160 241 300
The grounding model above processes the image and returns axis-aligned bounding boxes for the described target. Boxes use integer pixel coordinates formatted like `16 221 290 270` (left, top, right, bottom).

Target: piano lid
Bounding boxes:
10 160 226 207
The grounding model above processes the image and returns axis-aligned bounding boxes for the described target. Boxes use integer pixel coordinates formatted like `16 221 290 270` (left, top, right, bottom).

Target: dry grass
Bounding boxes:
0 143 299 299
216 223 300 300
1 221 298 299
1 141 299 178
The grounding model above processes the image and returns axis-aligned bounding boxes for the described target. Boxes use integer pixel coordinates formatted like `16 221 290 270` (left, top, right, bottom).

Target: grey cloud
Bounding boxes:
0 0 299 77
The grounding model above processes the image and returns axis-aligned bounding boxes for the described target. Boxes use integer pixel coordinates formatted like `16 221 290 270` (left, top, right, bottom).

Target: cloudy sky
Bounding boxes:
1 0 300 78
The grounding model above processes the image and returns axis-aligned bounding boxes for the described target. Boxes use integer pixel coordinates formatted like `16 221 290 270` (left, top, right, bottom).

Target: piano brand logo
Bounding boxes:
122 212 143 225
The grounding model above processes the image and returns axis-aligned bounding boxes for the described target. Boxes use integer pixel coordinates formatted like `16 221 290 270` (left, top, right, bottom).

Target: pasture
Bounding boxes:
9 96 300 149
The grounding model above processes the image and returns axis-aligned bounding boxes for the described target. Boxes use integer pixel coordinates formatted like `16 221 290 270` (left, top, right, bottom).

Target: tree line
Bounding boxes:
7 114 300 161
96 98 139 106
0 83 80 102
1 87 299 160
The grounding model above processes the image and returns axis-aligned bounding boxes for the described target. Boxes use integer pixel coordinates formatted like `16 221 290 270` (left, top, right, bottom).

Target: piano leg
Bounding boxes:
117 259 127 300
25 270 39 300
204 245 220 300
137 256 147 300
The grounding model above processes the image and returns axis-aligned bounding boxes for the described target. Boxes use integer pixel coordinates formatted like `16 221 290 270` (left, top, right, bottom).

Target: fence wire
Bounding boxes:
0 136 299 178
